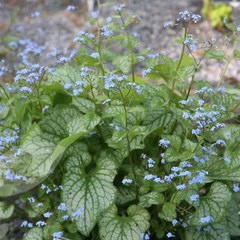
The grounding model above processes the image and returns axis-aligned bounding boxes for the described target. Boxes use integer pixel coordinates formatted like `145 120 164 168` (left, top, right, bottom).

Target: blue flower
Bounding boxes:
190 194 199 201
192 128 201 135
159 139 171 148
172 219 178 226
106 16 112 22
179 170 191 177
164 21 174 28
90 52 100 58
66 5 76 11
182 222 188 228
27 223 33 228
58 203 67 211
62 215 69 220
200 215 213 223
203 225 212 232
52 232 63 238
142 68 152 77
144 174 157 181
113 4 126 12
171 167 182 172
181 161 192 168
72 207 84 218
176 184 186 190
148 158 155 168
27 197 35 203
21 221 28 227
214 140 226 146
178 11 192 22
20 87 32 94
43 212 53 218
166 232 174 238
233 184 240 192
101 25 113 37
122 178 132 184
36 221 46 227
191 14 201 23
140 233 150 240
154 177 164 183
31 11 40 18
91 11 99 18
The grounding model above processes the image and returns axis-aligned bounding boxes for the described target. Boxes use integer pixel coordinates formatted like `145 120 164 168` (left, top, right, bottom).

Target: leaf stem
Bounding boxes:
119 88 139 198
119 13 135 82
176 26 188 71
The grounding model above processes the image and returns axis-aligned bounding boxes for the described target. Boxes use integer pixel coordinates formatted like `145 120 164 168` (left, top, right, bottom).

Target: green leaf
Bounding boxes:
218 125 240 150
185 225 230 240
43 81 67 94
149 62 174 82
23 228 44 240
43 222 62 239
116 187 137 205
142 106 184 136
204 156 240 181
62 155 117 236
73 97 95 113
223 197 240 236
0 223 8 239
39 105 80 138
107 125 148 151
99 205 150 240
22 124 77 177
234 49 240 58
139 192 164 208
26 197 50 218
158 202 176 222
129 126 149 150
68 112 100 135
0 202 14 220
175 65 196 81
205 49 226 60
0 184 16 197
48 65 79 86
175 55 195 68
102 106 125 120
142 108 169 133
0 106 9 120
113 55 131 74
53 92 72 105
22 106 100 178
189 182 232 226
106 129 127 149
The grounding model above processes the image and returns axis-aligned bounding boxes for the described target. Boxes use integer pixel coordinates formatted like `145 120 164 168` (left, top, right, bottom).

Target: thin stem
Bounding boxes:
176 26 188 71
119 88 139 198
218 40 237 88
185 45 213 99
171 26 188 93
119 13 135 82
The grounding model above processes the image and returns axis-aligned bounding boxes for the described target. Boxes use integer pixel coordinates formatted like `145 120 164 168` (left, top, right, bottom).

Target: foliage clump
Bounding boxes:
0 3 240 240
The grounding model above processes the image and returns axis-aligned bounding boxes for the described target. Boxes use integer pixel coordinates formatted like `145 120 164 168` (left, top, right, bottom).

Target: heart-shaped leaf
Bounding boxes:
62 155 117 236
99 205 150 240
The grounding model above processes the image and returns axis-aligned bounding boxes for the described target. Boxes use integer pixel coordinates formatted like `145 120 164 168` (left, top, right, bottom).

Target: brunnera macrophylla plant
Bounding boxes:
0 4 240 240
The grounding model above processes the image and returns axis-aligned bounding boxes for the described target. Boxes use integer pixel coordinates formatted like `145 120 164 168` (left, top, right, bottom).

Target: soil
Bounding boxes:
0 0 240 85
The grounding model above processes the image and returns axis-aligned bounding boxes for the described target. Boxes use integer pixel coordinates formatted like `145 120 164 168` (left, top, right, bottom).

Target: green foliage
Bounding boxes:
0 4 240 240
99 205 150 240
201 0 233 28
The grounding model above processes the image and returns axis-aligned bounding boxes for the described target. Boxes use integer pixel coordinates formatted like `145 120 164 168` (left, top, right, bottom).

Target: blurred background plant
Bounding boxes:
201 0 233 29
